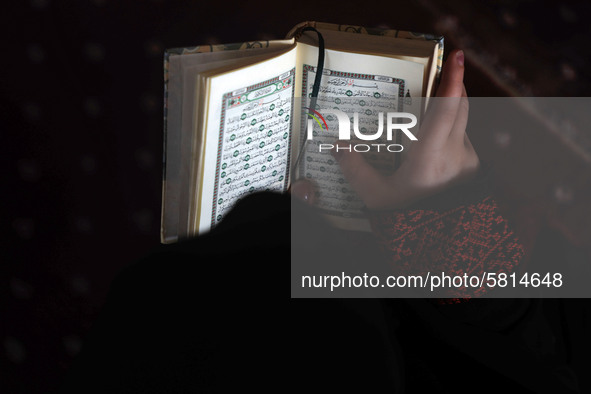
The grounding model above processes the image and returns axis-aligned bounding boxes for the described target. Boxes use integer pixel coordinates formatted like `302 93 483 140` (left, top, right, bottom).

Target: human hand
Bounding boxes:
289 179 316 205
333 49 480 210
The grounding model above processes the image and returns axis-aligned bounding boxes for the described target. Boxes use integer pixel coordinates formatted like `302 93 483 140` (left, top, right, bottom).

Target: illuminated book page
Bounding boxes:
197 48 297 233
174 49 293 240
295 43 424 230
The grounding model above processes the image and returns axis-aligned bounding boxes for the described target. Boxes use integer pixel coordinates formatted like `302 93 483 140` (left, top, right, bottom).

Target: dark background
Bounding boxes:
2 0 591 392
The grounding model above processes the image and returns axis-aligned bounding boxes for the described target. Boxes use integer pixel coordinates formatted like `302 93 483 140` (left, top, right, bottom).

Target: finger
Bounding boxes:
448 83 469 145
290 179 316 205
461 134 481 175
463 133 479 165
332 143 392 209
418 50 466 149
436 49 465 98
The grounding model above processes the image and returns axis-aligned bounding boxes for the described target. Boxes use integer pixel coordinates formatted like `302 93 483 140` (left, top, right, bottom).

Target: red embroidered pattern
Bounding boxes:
367 196 526 299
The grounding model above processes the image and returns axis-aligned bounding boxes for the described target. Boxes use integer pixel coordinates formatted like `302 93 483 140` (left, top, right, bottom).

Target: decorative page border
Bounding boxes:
301 64 406 107
211 68 296 228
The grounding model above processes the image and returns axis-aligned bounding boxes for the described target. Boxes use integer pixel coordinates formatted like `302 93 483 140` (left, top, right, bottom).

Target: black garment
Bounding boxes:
60 193 400 392
61 192 586 393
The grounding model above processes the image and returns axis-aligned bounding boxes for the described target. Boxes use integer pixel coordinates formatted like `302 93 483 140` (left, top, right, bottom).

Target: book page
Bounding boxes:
163 43 294 242
177 50 294 238
298 28 437 96
295 43 424 231
196 48 297 234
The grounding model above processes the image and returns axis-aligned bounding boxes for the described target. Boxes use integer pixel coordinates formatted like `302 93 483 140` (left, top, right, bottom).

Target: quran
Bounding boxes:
161 21 443 243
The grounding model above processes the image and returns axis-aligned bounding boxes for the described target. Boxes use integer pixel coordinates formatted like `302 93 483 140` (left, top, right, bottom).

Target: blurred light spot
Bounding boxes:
84 42 105 62
18 158 41 181
63 335 82 357
501 66 517 80
22 102 41 122
559 119 576 139
435 15 458 32
84 97 101 118
13 218 35 239
10 277 34 299
493 130 511 149
140 94 158 112
560 6 577 23
80 155 97 173
30 0 49 9
4 337 26 364
561 63 577 81
27 44 45 63
554 185 574 204
144 40 163 56
70 275 90 294
204 36 221 45
135 148 154 169
501 11 517 28
133 210 153 232
74 216 93 234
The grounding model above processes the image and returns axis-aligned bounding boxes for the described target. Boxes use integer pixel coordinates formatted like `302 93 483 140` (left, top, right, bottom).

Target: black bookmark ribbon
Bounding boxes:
293 27 325 171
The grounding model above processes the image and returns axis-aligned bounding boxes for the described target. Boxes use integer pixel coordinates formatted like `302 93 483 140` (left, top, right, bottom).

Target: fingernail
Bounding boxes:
456 50 464 66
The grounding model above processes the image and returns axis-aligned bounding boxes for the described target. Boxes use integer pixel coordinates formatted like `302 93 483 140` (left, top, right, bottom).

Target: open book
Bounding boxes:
161 21 443 243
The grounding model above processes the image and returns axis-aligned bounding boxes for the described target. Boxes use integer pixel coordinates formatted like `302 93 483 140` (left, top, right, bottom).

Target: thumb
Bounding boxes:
419 49 466 147
436 49 465 98
332 142 392 209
